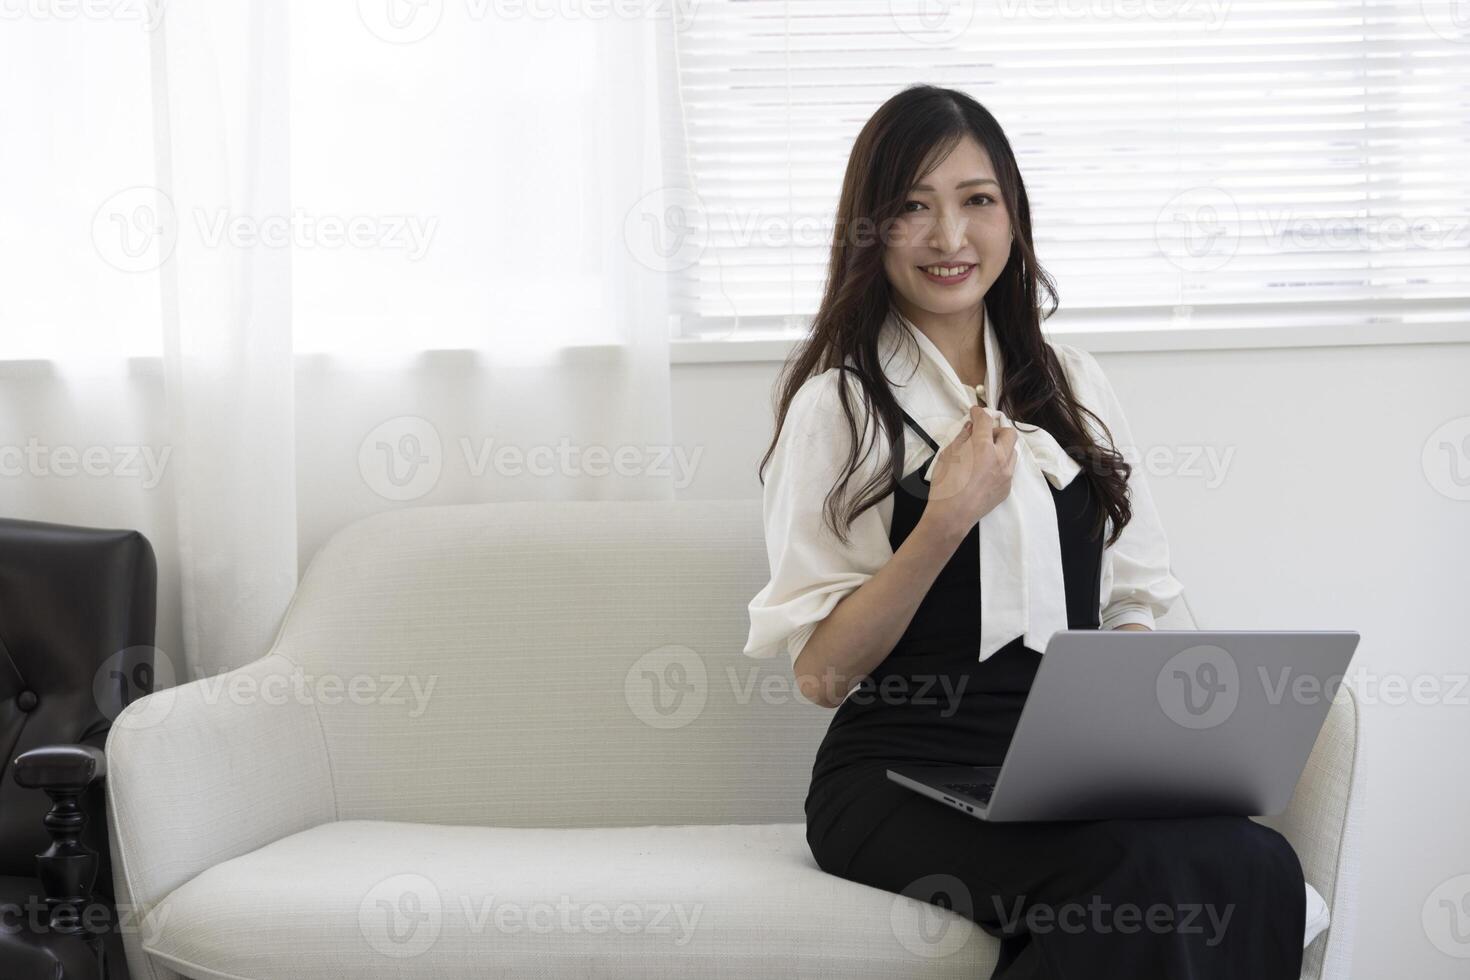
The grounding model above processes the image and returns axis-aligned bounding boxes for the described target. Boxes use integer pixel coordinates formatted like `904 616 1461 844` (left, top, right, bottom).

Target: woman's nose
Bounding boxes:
927 211 968 253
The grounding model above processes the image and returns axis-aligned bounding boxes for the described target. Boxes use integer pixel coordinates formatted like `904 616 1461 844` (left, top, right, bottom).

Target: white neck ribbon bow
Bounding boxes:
883 307 1083 662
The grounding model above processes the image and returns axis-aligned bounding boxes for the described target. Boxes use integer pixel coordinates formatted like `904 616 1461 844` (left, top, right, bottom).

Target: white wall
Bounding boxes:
672 338 1470 979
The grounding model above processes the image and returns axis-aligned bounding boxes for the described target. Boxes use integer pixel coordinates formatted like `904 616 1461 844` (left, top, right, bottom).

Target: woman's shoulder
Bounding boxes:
786 364 870 427
1046 339 1105 387
1045 339 1119 409
777 366 885 473
1045 339 1124 429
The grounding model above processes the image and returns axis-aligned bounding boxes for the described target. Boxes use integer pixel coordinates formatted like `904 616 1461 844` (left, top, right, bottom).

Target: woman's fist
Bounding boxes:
918 404 1018 542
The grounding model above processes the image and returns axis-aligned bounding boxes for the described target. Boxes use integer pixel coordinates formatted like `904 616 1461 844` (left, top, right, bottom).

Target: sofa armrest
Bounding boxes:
104 653 337 960
1255 684 1362 980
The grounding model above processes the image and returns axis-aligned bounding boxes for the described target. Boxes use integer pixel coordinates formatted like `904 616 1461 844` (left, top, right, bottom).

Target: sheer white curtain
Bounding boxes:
149 0 298 682
2 4 677 680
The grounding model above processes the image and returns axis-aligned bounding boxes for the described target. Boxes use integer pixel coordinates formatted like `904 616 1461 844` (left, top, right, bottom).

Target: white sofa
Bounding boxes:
105 500 1363 980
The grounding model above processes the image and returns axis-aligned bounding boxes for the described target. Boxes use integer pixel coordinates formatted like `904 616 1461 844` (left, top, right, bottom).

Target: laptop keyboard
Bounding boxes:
942 780 995 804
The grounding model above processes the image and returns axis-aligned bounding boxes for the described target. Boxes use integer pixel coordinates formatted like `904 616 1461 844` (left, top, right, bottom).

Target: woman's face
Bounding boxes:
881 134 1013 321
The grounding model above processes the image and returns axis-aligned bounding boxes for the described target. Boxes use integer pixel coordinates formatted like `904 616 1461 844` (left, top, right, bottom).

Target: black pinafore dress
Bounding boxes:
802 406 1307 980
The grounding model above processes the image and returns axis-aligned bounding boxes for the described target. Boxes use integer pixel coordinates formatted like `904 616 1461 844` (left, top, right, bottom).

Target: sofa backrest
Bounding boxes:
271 498 1197 829
271 499 829 828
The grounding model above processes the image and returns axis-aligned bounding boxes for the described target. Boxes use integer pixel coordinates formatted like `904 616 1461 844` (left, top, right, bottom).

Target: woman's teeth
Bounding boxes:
921 265 972 276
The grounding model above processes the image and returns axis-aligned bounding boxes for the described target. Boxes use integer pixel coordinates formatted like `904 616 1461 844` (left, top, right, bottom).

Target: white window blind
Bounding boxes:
666 0 1470 339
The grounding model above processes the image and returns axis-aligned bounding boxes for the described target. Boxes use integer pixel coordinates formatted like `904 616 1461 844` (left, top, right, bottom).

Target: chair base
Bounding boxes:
0 875 128 980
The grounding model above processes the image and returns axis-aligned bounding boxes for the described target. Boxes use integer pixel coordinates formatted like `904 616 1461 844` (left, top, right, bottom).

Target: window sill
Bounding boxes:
671 318 1470 364
5 317 1467 377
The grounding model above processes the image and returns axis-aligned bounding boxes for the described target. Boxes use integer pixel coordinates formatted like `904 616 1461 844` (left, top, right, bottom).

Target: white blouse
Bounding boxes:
743 305 1184 665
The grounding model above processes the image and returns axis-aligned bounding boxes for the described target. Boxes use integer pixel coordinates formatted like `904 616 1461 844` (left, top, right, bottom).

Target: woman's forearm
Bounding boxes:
793 514 968 709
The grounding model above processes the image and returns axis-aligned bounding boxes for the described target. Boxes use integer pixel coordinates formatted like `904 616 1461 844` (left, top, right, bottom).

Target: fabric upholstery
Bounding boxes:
143 820 1007 979
106 654 338 980
105 499 1361 980
143 820 1332 979
1257 684 1363 980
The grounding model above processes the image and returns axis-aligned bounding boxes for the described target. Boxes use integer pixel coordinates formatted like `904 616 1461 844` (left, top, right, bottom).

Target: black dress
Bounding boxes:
803 406 1307 980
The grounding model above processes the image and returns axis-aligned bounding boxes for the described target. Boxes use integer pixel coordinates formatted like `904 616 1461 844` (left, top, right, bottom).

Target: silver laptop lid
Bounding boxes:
984 630 1359 821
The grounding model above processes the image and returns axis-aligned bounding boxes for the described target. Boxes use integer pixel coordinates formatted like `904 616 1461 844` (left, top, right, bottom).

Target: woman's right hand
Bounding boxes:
918 404 1019 543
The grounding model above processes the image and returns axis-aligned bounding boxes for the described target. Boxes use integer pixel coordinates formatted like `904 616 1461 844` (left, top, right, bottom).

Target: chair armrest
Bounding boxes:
1255 684 1363 980
104 653 338 941
13 743 107 791
12 744 109 937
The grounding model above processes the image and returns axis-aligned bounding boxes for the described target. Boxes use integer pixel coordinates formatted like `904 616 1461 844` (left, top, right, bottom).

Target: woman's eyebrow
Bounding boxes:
909 178 999 192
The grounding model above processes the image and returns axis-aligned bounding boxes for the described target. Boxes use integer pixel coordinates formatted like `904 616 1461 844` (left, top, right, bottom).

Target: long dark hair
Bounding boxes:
758 83 1133 548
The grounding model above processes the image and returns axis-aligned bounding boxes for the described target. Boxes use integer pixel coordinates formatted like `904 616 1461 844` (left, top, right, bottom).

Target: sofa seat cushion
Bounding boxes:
143 818 1330 980
145 818 1009 979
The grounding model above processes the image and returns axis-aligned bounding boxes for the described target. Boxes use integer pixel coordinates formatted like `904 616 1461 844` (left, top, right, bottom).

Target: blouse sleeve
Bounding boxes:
1060 345 1186 630
743 370 893 664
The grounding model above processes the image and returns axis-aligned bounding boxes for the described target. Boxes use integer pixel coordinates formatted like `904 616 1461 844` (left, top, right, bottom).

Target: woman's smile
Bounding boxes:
917 262 976 285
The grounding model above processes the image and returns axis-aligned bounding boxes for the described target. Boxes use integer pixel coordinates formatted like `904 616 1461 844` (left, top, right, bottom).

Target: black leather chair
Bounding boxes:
0 518 157 980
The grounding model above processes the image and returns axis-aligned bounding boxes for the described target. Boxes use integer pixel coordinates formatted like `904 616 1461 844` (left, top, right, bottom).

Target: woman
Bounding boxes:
743 84 1309 979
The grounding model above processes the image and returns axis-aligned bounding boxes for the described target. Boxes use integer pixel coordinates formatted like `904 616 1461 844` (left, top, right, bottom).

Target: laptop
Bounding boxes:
887 629 1359 822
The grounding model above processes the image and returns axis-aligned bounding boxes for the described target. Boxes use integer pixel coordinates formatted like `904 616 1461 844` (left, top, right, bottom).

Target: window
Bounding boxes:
666 0 1470 339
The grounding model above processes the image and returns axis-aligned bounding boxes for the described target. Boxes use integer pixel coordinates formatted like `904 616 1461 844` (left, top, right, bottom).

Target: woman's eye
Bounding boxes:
902 195 994 212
